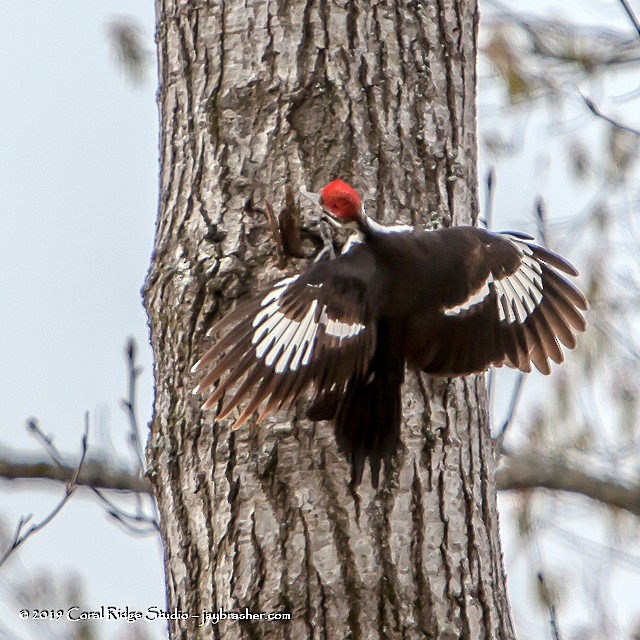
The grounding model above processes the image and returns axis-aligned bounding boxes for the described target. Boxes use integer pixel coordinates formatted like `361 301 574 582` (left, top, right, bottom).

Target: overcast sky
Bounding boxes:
1 1 639 639
0 2 163 639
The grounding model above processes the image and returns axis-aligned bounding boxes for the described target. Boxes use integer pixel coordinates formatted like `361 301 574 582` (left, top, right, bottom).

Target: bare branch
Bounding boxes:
14 434 640 520
493 373 526 455
617 0 640 39
582 95 640 136
485 0 640 71
9 341 160 537
117 337 160 533
537 572 563 640
0 416 90 569
480 167 496 229
496 451 640 517
535 197 550 248
121 337 146 474
26 418 65 468
0 455 152 494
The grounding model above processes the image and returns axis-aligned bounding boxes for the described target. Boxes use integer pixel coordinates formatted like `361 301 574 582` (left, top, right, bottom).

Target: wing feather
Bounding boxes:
409 231 587 376
192 245 383 427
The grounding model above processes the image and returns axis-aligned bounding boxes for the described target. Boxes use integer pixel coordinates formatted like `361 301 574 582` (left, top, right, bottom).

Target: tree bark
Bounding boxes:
144 0 516 638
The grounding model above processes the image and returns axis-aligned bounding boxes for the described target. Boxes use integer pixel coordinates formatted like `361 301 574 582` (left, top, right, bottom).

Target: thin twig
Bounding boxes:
0 416 90 569
542 519 640 571
90 485 158 534
27 417 158 533
118 338 159 532
480 167 496 230
537 572 562 640
11 342 160 538
582 94 640 136
535 198 550 248
26 419 65 468
121 337 146 474
493 373 526 456
617 0 640 39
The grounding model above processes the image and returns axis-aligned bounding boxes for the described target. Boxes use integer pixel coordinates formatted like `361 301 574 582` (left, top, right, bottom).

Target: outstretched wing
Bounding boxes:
406 231 588 375
191 246 384 428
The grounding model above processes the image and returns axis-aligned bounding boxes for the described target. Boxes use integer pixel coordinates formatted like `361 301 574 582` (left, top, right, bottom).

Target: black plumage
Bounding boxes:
192 181 587 485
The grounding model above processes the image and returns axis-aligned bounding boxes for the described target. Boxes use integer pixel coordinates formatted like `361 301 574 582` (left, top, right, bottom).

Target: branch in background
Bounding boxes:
493 373 526 456
535 197 550 249
617 0 640 39
119 338 160 533
0 456 152 494
10 340 159 536
496 451 640 517
122 337 146 474
26 418 65 467
0 416 89 569
480 167 495 229
484 0 640 69
582 95 640 136
537 572 563 640
6 441 640 519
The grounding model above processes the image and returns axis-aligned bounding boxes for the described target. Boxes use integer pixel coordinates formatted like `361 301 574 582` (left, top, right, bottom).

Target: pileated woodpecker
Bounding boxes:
192 180 587 484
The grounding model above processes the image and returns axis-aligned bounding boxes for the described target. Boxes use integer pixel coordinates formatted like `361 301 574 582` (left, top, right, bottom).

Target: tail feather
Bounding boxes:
327 357 404 487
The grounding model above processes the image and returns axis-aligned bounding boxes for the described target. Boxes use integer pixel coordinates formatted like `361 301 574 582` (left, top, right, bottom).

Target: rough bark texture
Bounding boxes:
144 0 516 638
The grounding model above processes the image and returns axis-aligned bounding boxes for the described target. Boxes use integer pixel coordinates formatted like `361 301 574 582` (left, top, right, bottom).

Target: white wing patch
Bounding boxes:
251 279 365 374
444 273 493 316
443 234 545 323
494 235 544 324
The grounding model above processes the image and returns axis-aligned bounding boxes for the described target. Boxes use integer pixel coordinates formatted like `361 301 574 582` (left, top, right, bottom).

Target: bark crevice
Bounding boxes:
146 1 516 638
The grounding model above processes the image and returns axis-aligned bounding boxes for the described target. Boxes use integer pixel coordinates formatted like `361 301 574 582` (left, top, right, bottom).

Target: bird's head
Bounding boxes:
301 179 363 228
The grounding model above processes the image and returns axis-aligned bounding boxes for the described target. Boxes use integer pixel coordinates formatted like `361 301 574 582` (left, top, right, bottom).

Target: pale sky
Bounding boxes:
1 1 638 639
0 2 163 638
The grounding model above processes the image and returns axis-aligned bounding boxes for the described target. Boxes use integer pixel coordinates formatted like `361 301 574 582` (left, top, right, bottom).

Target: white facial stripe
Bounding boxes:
341 234 363 254
444 273 493 316
364 215 414 235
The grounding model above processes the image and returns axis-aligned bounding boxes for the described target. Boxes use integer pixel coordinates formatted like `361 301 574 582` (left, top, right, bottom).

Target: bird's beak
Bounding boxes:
300 187 342 227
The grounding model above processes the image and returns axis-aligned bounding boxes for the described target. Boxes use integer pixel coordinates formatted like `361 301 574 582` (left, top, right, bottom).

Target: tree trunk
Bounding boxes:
144 0 516 638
